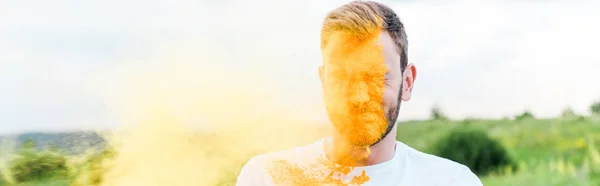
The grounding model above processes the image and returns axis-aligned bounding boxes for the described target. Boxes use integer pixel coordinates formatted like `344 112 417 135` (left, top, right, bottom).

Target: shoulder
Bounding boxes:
398 142 483 186
236 154 270 186
236 140 325 185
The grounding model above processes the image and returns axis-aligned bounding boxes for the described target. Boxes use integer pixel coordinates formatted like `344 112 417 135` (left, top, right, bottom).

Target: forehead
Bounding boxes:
377 31 401 73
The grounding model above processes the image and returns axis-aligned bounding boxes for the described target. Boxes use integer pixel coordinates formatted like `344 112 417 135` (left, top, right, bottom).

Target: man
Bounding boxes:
237 1 482 185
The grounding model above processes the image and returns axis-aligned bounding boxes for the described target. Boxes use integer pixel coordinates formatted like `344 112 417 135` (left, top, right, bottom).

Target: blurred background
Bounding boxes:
1 0 600 185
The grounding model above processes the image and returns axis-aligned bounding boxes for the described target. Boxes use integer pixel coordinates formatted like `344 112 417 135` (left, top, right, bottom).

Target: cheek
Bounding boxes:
382 86 398 111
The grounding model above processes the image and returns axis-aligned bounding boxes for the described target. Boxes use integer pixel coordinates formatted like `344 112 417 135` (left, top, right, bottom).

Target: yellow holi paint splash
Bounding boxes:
74 41 332 186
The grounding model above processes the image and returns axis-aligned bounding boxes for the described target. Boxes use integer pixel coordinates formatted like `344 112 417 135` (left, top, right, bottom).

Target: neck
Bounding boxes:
325 124 398 167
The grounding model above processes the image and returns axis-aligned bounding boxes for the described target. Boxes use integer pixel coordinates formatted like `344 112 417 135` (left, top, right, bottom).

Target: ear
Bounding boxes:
401 64 417 101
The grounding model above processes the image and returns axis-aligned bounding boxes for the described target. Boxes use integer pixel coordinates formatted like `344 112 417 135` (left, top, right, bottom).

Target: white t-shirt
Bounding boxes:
236 138 483 186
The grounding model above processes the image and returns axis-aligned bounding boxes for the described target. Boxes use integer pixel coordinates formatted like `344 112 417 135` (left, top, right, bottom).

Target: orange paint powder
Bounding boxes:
321 30 388 149
267 156 371 186
265 22 388 185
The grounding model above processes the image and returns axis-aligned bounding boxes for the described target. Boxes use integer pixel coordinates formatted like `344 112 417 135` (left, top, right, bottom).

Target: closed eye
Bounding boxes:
384 73 390 86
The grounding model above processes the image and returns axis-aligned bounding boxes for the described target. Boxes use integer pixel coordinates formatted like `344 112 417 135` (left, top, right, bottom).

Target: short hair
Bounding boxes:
320 0 408 71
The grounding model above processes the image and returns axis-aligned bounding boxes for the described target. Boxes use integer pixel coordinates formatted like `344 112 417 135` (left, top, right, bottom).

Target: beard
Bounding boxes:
373 90 401 146
324 80 402 148
324 78 403 147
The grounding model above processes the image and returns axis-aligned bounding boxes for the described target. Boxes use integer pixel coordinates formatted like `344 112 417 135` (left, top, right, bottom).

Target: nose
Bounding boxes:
349 81 370 106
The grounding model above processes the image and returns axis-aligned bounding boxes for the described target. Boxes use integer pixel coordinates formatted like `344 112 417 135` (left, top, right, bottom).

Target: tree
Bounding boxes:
430 104 448 121
561 106 576 118
590 101 600 115
515 110 534 121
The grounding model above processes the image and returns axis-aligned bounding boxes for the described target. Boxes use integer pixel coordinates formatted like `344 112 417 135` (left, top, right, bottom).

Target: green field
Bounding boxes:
2 116 600 186
398 117 600 186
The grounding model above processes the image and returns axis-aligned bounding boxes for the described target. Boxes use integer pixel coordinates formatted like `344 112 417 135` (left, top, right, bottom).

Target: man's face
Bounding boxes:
319 31 414 147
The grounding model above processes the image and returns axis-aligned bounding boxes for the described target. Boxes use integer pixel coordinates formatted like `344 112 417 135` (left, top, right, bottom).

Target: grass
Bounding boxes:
2 116 600 185
0 178 68 186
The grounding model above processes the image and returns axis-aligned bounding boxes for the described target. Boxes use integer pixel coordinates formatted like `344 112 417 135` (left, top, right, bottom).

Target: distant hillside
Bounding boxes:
0 131 107 155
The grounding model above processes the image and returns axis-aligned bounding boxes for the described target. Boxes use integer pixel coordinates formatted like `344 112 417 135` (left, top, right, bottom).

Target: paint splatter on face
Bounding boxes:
321 30 388 149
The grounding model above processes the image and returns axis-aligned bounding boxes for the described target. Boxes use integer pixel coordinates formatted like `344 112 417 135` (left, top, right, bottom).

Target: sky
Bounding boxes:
1 0 600 134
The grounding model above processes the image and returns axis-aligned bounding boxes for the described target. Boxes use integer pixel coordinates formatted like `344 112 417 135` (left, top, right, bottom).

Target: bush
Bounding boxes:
431 126 516 175
9 150 69 182
21 139 37 150
72 147 116 186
